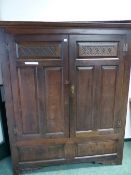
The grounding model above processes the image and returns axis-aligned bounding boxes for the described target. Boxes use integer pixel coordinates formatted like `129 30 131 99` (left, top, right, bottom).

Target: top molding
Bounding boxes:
1 20 131 28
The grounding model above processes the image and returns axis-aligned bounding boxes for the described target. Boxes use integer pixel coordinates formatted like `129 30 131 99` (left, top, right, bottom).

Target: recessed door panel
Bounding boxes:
76 66 94 131
18 67 39 135
45 67 64 135
100 66 117 129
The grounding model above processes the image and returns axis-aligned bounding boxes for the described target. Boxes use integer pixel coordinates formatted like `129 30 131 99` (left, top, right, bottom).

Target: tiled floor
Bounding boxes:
0 141 131 175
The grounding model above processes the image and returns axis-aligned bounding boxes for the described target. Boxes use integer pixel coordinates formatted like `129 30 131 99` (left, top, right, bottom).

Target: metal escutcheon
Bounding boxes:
71 85 75 95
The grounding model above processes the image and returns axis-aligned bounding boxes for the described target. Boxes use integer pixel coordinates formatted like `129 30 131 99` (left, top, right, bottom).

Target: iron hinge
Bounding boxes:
115 119 122 128
13 127 18 136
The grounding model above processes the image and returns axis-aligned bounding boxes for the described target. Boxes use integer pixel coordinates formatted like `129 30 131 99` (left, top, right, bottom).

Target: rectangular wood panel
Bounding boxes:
100 66 117 129
77 140 117 157
76 67 94 131
18 67 39 135
18 144 65 161
45 67 64 135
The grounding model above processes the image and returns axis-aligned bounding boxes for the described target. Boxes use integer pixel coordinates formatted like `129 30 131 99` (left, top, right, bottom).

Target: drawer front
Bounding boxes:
77 140 117 157
18 144 65 162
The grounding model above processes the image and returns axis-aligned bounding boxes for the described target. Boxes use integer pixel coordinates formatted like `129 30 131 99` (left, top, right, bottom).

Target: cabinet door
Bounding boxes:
69 35 126 160
8 35 69 162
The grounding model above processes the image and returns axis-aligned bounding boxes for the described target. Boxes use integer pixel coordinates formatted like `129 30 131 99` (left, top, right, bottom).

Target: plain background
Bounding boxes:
1 0 131 21
0 0 131 143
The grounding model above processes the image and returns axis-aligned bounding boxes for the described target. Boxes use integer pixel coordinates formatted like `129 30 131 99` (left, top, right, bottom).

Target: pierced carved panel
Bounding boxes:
78 42 118 57
17 43 61 58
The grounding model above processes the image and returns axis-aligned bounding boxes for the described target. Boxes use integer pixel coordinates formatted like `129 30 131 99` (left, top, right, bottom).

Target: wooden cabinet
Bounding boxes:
0 21 130 175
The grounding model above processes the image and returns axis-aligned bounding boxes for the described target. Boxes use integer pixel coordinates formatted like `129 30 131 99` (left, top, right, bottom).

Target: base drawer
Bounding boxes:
77 140 117 157
18 144 65 162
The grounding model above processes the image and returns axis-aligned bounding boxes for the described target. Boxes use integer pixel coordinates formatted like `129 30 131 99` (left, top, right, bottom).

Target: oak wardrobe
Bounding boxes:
0 21 130 175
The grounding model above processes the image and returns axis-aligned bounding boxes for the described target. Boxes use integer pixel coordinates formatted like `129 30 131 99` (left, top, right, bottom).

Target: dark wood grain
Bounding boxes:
18 67 39 134
1 20 131 29
0 31 19 174
100 66 117 129
76 67 94 131
45 67 64 134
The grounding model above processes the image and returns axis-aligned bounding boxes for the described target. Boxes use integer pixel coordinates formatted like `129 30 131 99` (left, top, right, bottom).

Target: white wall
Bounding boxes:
1 0 131 21
0 0 2 20
0 113 3 143
0 0 131 139
125 72 131 138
